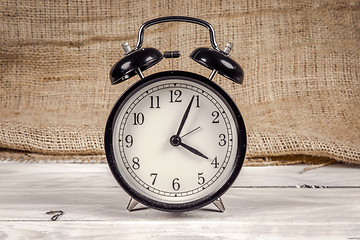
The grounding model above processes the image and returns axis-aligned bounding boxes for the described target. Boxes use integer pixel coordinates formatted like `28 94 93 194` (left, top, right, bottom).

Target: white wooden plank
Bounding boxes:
0 188 359 239
1 221 359 240
238 164 360 187
0 163 359 239
0 163 116 189
1 188 359 222
0 163 359 189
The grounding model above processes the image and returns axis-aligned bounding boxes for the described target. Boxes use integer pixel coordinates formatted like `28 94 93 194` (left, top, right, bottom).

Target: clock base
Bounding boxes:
212 198 225 213
126 197 226 213
127 198 139 212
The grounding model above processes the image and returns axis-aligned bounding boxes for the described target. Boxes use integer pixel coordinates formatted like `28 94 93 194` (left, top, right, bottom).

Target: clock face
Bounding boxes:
105 71 246 211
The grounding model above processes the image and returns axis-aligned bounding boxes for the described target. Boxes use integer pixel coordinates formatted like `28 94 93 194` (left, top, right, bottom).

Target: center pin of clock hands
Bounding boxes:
170 96 208 159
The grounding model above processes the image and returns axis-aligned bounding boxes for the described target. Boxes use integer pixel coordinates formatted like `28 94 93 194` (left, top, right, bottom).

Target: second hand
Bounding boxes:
180 126 201 138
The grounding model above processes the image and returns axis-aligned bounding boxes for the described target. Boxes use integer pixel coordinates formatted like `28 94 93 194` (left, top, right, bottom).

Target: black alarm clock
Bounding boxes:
105 16 246 212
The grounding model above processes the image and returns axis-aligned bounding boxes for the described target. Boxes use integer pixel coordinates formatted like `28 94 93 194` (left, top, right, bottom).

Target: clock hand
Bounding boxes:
179 142 208 160
180 126 201 138
175 96 195 137
170 135 208 159
171 96 207 159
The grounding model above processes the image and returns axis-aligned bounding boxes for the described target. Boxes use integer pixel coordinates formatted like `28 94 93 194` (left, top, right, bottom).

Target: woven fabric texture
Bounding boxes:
0 0 359 164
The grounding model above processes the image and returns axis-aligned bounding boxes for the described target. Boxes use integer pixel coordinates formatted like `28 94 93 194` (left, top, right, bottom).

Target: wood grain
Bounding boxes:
0 163 359 239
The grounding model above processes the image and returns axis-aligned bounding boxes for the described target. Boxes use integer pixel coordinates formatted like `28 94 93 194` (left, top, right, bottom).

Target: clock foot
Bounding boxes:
213 198 225 213
127 198 139 212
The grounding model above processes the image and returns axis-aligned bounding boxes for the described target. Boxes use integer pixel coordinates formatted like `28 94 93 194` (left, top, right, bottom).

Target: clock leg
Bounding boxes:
213 197 225 213
127 198 139 212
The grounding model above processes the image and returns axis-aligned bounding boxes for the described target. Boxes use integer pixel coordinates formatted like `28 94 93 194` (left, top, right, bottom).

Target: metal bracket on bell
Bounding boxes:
122 42 145 79
208 43 233 81
190 42 244 84
109 42 163 85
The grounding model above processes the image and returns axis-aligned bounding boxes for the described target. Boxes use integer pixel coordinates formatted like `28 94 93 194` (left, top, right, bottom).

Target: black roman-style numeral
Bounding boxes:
150 173 158 185
195 95 200 108
125 135 133 148
212 111 220 123
132 157 140 170
198 172 205 185
133 113 144 125
219 134 226 146
150 96 160 108
170 90 182 103
211 157 219 168
172 178 180 191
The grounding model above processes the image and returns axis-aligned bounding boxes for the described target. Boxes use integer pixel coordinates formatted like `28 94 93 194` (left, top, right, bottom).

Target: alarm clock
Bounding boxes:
104 16 246 212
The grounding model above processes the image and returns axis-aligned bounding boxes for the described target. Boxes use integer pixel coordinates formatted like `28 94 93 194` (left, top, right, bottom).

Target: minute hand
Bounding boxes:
179 142 208 159
176 96 194 137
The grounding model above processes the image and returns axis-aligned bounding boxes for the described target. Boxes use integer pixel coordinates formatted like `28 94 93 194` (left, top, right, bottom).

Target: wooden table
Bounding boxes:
0 162 359 239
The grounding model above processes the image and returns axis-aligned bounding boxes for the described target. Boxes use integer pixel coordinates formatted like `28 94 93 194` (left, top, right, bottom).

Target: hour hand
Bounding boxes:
180 142 208 159
170 135 208 159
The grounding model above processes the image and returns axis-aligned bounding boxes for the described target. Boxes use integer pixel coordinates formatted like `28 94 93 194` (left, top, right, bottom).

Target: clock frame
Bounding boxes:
105 16 246 212
105 71 246 212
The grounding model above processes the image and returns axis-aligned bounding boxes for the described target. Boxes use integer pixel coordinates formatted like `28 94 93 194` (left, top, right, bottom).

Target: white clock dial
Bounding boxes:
111 77 240 205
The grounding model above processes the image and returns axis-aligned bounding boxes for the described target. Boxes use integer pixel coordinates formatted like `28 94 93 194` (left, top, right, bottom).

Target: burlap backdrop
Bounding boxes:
0 0 359 164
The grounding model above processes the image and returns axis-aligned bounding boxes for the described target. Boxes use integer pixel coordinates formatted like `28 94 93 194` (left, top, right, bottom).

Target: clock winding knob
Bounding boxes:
122 42 132 54
224 42 232 55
